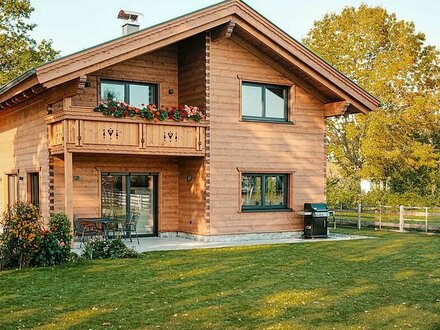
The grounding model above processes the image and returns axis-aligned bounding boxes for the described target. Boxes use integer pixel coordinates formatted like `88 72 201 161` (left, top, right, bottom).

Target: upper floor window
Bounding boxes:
242 82 288 122
100 80 158 107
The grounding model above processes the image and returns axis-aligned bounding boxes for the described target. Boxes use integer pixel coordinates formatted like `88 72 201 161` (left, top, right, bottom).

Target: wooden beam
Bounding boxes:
324 101 350 117
211 20 236 42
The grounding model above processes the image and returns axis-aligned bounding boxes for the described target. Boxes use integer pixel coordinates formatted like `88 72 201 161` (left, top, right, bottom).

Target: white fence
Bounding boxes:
330 204 440 233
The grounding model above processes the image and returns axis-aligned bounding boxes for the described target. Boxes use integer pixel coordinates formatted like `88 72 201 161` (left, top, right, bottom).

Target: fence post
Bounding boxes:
425 207 428 234
358 203 362 229
379 204 382 230
399 205 404 232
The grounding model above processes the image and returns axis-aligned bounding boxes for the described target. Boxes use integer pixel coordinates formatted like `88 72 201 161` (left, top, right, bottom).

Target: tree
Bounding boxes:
303 4 440 196
0 0 59 86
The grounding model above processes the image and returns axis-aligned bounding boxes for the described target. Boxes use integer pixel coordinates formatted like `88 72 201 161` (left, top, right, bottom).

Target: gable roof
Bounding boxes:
0 0 380 113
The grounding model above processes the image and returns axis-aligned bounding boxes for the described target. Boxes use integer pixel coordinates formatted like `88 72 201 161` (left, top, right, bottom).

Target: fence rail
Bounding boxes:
329 204 440 233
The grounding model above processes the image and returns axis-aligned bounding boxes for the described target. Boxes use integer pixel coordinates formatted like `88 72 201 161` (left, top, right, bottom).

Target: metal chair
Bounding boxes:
124 213 140 244
110 215 125 238
73 216 98 247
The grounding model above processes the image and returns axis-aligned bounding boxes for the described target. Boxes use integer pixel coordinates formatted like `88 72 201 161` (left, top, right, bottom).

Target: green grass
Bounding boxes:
1 229 440 329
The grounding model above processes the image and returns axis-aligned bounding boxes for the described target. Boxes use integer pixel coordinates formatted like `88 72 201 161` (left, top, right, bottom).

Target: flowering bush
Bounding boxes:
94 101 205 122
0 202 43 269
0 205 73 270
82 236 139 260
34 213 71 267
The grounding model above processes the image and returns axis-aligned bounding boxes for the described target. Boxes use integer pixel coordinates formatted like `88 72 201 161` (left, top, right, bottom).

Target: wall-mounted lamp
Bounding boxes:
74 176 80 181
168 89 174 94
186 175 193 182
19 177 24 181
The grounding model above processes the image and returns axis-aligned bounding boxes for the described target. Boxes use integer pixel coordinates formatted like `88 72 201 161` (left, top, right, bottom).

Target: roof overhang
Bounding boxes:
0 0 380 114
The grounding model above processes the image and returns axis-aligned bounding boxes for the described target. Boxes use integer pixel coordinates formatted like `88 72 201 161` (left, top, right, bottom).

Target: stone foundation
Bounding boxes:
159 231 303 242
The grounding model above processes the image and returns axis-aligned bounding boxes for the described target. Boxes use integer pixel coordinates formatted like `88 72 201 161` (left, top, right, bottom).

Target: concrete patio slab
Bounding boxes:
72 232 371 254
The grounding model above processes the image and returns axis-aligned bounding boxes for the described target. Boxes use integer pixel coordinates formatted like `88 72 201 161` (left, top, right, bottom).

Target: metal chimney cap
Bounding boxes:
117 10 143 23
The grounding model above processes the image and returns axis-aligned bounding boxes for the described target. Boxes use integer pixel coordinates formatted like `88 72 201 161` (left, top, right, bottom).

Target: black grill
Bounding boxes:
303 203 329 238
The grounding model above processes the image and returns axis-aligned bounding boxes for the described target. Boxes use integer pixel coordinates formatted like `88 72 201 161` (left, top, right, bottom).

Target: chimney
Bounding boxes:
117 10 143 36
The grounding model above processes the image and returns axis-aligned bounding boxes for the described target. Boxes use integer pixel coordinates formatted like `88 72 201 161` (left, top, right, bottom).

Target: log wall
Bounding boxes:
208 38 325 234
0 102 50 219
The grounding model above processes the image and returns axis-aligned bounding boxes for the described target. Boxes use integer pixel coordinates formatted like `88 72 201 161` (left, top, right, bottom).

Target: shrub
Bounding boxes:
0 202 43 269
34 213 71 267
82 237 139 260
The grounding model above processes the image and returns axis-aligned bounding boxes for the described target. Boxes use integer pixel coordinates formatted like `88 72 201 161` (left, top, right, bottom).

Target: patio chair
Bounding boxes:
124 213 140 244
110 215 125 239
73 216 98 248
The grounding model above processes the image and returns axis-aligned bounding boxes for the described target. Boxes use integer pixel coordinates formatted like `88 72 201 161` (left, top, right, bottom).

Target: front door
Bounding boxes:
101 173 158 236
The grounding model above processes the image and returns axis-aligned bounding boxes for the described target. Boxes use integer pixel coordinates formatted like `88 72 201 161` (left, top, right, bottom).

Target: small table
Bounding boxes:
79 217 114 240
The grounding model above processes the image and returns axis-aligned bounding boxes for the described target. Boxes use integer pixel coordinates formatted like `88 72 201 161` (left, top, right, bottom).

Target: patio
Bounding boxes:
72 232 371 254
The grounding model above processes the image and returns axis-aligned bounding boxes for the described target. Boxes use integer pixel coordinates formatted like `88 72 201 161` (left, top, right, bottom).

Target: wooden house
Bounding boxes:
0 0 379 241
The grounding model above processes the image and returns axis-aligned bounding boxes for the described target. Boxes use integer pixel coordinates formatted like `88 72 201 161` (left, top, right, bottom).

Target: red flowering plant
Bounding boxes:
94 100 137 118
95 101 205 122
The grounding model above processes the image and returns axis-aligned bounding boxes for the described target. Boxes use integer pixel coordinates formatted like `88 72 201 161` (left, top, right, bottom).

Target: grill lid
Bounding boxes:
304 203 328 212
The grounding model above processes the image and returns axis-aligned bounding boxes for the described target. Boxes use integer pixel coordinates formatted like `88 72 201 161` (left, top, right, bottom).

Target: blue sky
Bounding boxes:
30 0 440 56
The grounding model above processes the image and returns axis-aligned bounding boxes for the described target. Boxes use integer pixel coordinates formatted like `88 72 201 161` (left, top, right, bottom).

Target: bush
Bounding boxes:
0 202 43 269
82 237 139 260
0 206 74 270
34 213 71 267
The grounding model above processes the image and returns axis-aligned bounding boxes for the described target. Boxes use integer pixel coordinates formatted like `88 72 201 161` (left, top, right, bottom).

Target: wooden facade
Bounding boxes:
0 0 379 239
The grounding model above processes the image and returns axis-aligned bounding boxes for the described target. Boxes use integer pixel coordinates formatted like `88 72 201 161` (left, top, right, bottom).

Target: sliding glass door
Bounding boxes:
101 173 157 236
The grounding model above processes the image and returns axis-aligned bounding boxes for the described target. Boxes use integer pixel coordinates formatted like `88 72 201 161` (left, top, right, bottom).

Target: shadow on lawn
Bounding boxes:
1 230 440 329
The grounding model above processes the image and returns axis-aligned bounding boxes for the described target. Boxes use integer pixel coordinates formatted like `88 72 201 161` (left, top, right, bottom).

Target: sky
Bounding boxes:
30 0 440 57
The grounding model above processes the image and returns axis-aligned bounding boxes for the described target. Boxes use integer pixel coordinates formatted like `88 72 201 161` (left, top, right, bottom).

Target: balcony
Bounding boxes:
45 105 206 156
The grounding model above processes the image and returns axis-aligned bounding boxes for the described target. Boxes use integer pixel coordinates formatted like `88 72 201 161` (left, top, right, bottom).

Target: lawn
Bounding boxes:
1 229 439 329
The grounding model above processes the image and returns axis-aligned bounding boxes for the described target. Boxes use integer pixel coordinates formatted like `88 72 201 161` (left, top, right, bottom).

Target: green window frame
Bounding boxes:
100 79 158 106
241 173 289 211
28 173 40 207
241 82 288 122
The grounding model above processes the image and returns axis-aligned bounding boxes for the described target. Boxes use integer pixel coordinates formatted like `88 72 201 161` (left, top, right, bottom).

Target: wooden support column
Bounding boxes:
64 150 74 232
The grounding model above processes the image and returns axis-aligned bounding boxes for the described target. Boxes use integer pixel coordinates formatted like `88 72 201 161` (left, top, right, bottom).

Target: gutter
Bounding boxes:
0 68 37 95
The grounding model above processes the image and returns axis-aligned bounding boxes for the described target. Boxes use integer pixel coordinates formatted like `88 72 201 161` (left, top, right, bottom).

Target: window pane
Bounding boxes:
242 84 263 117
242 176 262 207
101 82 125 102
264 175 285 207
30 173 39 207
8 175 17 206
129 84 155 107
265 86 286 119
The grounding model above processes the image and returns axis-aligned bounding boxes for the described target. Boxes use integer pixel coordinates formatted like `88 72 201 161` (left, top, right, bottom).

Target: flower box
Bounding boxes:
94 100 205 123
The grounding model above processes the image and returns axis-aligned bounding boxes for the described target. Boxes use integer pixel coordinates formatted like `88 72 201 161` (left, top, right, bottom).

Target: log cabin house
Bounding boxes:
0 0 379 241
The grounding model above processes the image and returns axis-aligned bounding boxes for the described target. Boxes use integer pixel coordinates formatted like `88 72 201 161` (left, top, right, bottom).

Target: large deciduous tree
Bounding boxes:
303 4 440 196
0 0 59 86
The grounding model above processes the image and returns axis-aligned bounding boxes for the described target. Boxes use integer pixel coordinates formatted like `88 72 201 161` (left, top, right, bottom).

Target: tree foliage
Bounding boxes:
0 0 59 86
303 4 440 197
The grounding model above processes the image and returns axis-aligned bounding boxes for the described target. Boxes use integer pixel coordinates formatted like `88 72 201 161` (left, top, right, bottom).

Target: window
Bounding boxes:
242 82 288 122
28 173 40 207
7 174 18 206
100 80 158 107
241 174 289 211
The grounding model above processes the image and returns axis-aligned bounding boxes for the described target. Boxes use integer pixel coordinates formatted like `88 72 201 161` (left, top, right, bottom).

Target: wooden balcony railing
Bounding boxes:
45 105 206 156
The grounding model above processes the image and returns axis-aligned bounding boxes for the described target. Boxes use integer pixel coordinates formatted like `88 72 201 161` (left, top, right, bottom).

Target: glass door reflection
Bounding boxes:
101 173 157 236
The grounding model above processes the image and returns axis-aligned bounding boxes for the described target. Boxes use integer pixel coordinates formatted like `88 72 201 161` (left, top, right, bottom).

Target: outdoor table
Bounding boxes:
78 217 114 240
